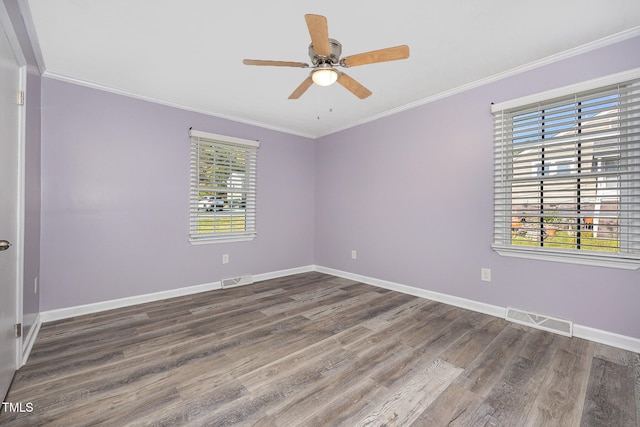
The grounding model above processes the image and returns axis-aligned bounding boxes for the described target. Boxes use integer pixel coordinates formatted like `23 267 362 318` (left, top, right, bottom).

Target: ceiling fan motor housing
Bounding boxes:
309 38 342 66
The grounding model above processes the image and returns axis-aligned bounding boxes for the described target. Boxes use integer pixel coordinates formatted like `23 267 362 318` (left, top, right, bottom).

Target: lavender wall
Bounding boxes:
40 79 315 310
315 35 640 340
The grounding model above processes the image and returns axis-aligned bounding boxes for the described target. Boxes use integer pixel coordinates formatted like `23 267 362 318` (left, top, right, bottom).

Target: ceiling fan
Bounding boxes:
243 14 410 100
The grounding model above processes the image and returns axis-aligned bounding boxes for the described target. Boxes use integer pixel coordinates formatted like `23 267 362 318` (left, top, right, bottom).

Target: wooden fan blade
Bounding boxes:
337 73 372 99
304 14 330 57
243 59 309 68
289 76 314 99
341 45 410 67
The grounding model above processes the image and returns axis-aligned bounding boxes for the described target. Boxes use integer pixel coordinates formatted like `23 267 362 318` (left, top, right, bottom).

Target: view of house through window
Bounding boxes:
493 74 640 266
510 94 623 251
189 130 259 243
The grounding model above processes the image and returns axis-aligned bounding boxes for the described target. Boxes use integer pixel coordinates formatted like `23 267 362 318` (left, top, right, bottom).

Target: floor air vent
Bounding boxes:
506 307 573 337
222 275 253 289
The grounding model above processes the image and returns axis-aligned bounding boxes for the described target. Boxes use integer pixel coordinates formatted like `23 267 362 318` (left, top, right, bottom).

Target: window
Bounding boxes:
189 130 259 243
492 70 640 269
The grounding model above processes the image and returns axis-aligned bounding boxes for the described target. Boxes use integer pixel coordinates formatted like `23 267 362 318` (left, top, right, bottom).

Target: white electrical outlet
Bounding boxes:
34 276 38 293
481 268 491 282
222 254 229 264
351 250 357 260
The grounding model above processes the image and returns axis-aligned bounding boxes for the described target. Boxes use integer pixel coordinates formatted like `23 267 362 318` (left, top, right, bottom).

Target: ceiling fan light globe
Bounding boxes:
312 68 338 86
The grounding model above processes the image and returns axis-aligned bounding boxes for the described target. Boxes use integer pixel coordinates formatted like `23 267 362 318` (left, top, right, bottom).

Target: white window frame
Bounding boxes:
491 68 640 270
189 129 259 244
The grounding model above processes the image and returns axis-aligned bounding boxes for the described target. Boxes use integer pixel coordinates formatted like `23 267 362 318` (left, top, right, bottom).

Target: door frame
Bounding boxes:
0 0 27 371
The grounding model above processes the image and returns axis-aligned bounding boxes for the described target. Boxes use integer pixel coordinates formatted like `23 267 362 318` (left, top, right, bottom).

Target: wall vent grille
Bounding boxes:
222 275 253 289
506 307 573 337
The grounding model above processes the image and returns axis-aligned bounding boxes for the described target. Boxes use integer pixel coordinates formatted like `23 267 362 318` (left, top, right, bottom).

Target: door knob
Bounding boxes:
0 240 12 251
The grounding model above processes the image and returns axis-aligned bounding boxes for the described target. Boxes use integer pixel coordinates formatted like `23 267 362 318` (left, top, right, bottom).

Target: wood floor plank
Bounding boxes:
466 354 546 425
581 357 637 427
412 383 484 426
279 341 414 426
439 316 508 369
358 297 436 330
192 349 359 426
352 358 463 426
593 342 640 427
236 343 354 393
299 291 389 321
1 272 638 427
223 322 337 378
523 337 594 427
397 303 464 348
188 288 288 316
451 324 528 397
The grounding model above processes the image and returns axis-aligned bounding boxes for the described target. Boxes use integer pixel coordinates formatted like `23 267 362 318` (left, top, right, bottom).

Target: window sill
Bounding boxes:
190 236 255 245
492 245 640 270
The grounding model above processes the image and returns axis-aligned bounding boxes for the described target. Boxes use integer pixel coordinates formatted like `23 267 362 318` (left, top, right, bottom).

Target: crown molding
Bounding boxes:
317 27 640 137
39 26 640 139
41 70 317 139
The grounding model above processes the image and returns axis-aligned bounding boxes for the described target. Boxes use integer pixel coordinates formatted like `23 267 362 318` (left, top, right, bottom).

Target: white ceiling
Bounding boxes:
25 0 640 138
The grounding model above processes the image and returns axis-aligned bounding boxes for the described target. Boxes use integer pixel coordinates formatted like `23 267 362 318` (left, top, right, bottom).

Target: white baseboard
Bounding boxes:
313 266 506 318
313 265 640 354
40 281 222 323
254 265 315 283
39 265 316 324
573 324 640 354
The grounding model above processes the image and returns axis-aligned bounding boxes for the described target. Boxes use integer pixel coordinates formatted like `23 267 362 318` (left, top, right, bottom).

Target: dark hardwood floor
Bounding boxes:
1 272 638 426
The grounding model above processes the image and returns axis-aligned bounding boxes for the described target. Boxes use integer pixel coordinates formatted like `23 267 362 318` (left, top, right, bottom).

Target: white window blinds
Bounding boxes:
492 72 640 268
189 130 259 243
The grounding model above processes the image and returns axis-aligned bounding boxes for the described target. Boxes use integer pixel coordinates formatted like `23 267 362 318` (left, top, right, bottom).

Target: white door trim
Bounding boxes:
15 60 26 369
0 0 27 371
